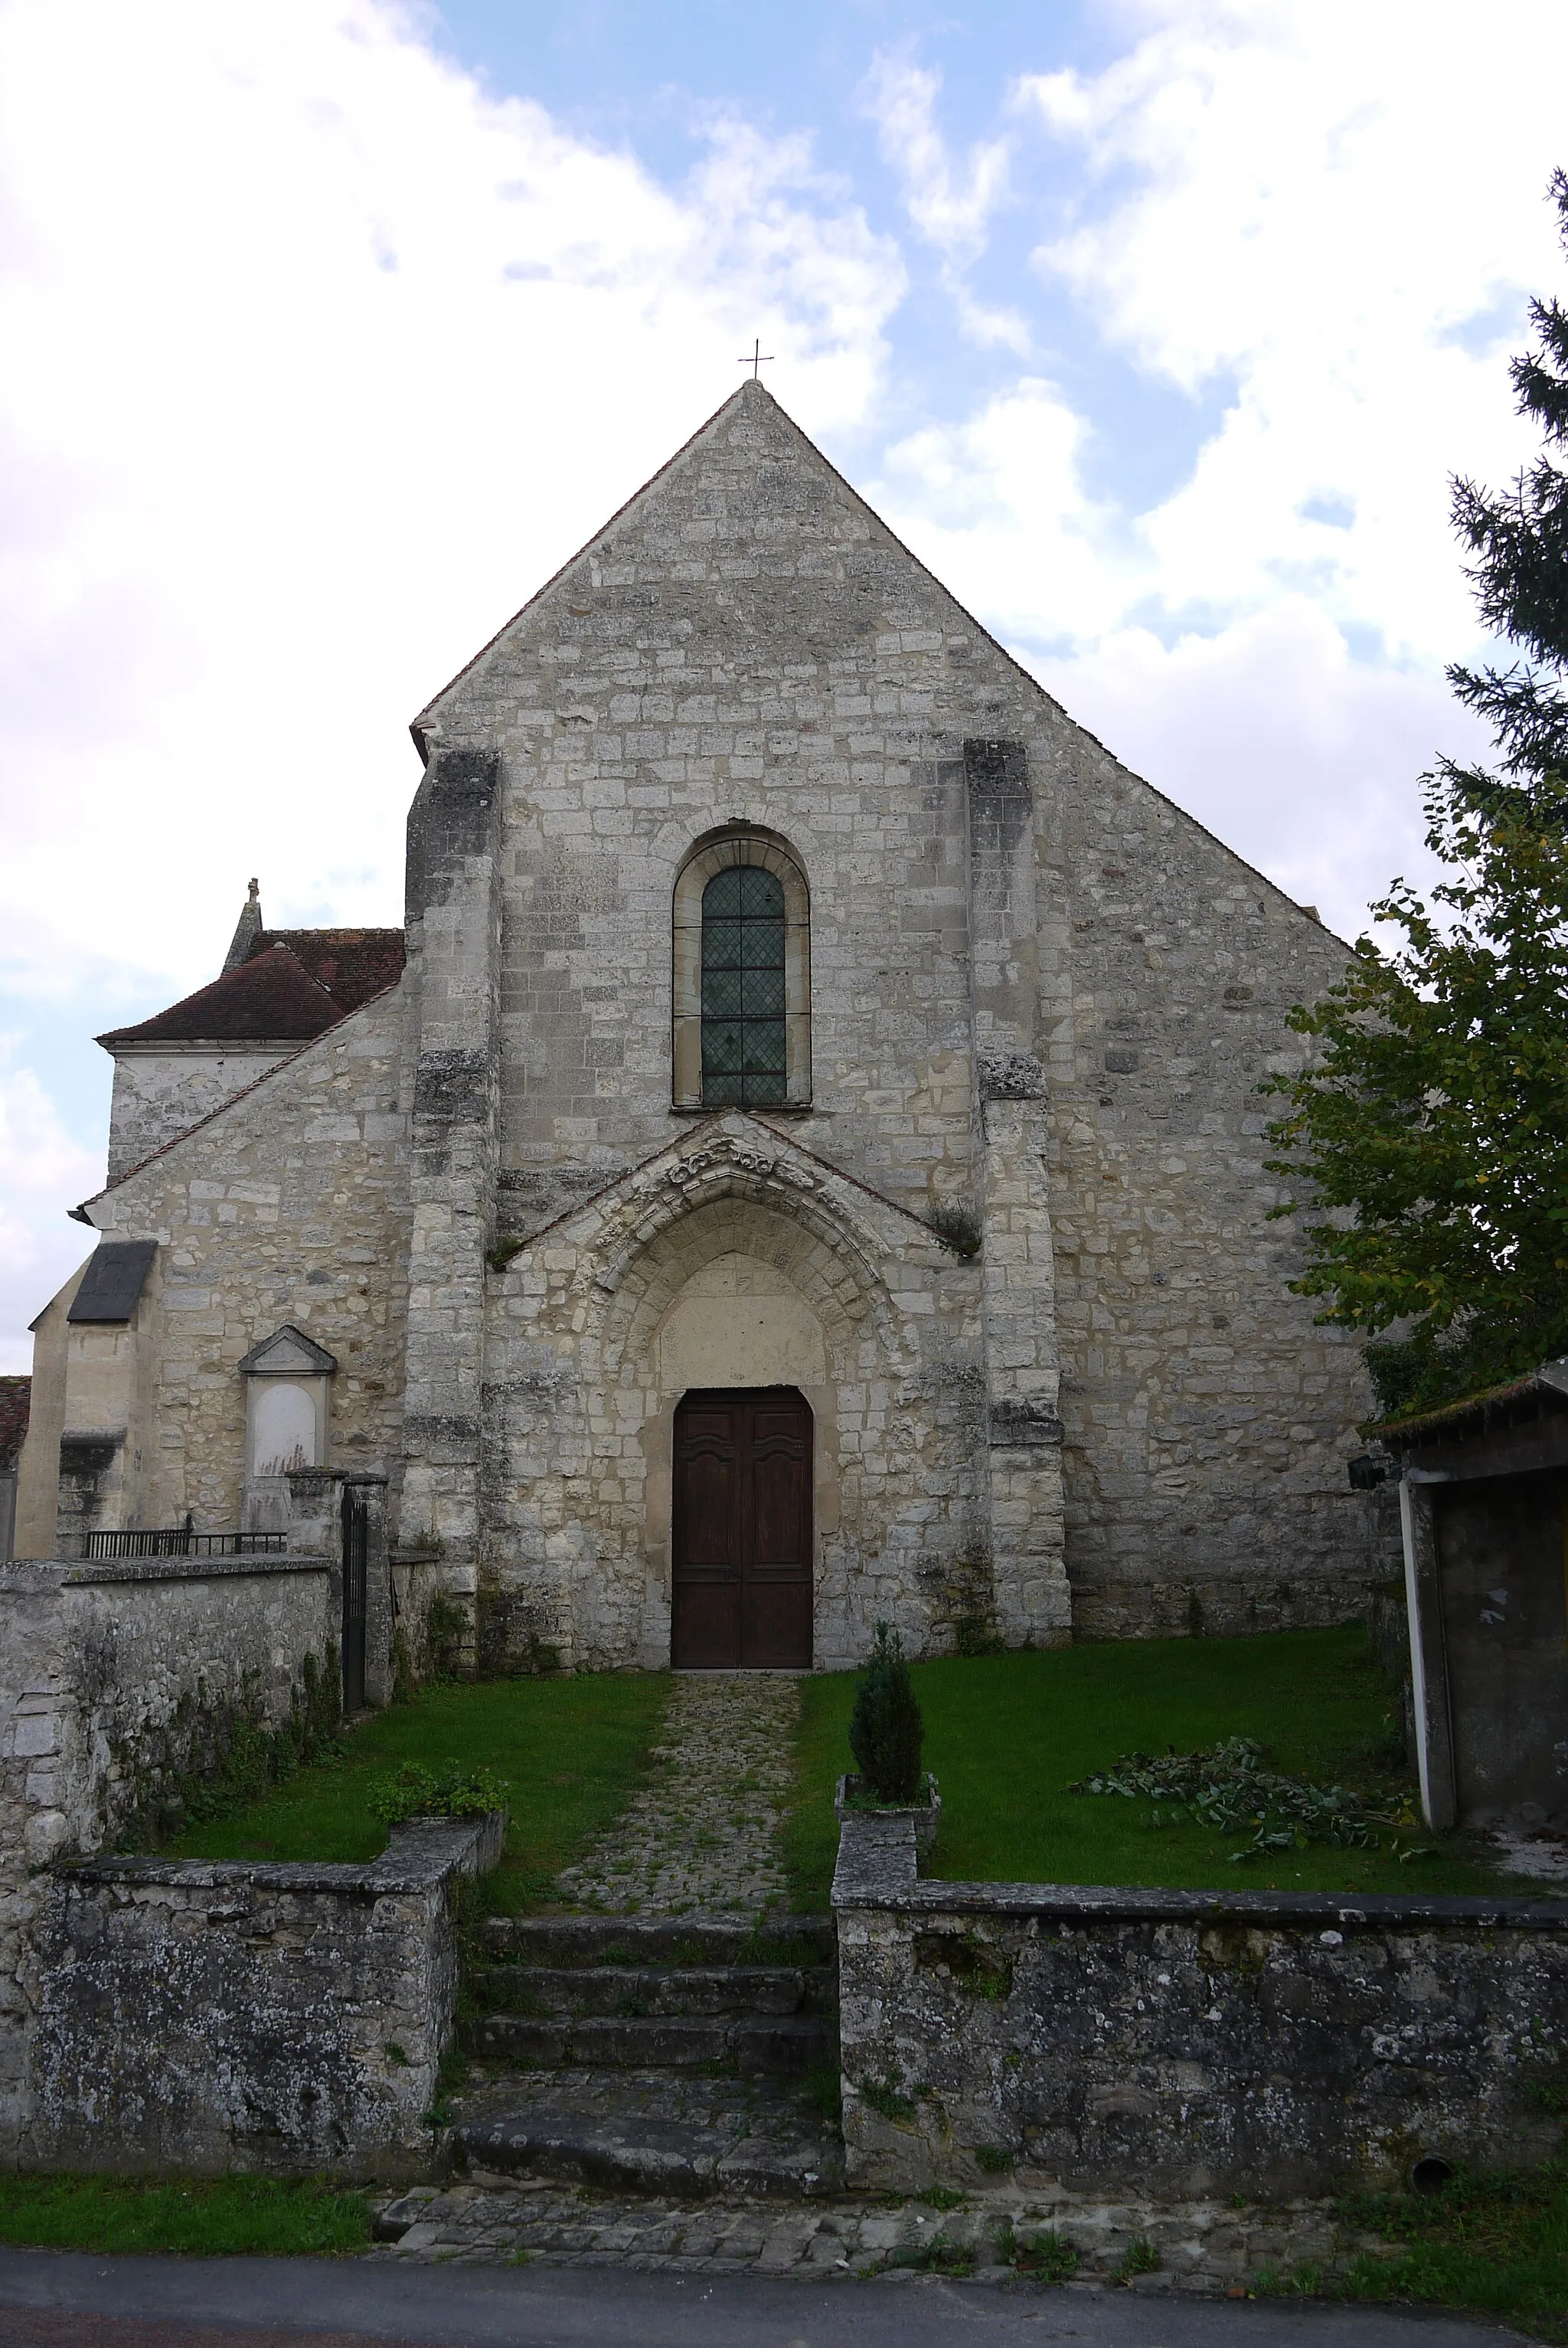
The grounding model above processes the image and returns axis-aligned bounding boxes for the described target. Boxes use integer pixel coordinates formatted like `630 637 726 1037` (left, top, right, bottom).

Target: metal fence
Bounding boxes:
83 1529 288 1560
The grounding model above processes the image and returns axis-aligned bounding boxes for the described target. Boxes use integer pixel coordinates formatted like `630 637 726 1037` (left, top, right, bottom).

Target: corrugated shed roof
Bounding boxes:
1367 1360 1568 1448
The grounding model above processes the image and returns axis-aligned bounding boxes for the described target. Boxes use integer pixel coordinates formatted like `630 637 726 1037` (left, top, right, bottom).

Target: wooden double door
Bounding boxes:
671 1388 813 1669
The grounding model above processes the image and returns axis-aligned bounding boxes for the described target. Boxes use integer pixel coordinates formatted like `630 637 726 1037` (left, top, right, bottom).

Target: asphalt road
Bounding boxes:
0 2251 1537 2348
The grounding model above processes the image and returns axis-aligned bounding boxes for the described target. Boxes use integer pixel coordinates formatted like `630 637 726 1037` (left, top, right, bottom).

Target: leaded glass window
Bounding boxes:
701 865 786 1106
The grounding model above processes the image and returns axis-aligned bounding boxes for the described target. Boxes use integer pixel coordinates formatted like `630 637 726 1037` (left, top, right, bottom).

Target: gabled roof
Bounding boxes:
237 1324 338 1376
97 943 345 1048
250 929 405 1015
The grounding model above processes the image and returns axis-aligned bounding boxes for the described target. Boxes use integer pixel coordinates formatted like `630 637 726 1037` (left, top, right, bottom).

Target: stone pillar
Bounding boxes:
965 739 1070 1647
397 741 503 1624
346 1475 393 1709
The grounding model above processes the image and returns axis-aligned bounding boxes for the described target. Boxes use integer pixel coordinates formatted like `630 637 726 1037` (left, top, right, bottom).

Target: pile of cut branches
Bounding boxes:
1067 1736 1417 1861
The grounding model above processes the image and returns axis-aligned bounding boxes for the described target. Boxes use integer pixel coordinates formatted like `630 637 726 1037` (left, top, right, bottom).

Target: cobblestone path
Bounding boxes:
554 1673 801 1916
371 2178 1377 2292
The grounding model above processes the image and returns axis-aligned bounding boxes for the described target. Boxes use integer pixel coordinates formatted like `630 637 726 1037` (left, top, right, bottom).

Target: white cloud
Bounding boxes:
862 51 1009 260
1018 0 1568 660
860 50 1027 352
1031 603 1494 941
0 1042 100 1372
870 378 1134 639
0 0 904 1012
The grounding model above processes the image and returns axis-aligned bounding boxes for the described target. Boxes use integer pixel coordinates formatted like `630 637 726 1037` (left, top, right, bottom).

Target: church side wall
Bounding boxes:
83 992 410 1536
1031 731 1377 1636
106 1044 297 1185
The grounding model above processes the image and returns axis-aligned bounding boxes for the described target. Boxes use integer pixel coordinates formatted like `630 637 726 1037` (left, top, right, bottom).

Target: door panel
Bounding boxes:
672 1388 812 1669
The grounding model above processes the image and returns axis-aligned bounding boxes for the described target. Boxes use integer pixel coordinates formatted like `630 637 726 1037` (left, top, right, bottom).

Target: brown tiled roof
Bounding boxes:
96 943 344 1046
251 929 404 1013
0 1375 29 1470
97 927 406 1050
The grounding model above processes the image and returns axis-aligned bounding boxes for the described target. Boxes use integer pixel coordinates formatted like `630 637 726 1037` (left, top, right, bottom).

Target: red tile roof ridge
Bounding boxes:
97 942 342 1048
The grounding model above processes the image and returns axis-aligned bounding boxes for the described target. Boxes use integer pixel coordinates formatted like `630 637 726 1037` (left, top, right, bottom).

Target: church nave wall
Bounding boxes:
74 993 411 1539
1032 721 1382 1634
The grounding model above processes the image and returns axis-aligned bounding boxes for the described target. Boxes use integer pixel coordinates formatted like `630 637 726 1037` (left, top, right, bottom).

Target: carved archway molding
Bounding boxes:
581 1120 914 1375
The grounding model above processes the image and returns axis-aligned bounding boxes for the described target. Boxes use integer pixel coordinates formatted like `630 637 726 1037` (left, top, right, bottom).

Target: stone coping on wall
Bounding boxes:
830 1809 1568 1930
2 1550 333 1589
59 1811 506 1897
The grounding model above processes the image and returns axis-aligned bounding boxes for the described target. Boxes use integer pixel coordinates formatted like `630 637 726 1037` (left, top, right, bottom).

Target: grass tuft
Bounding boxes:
1333 2163 1568 2340
0 2174 371 2257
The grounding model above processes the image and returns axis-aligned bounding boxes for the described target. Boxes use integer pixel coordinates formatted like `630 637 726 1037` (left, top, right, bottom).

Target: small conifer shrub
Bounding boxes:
848 1621 925 1803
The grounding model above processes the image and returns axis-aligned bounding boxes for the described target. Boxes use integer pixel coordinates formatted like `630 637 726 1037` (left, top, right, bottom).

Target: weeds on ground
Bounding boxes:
0 2175 371 2257
800 2062 843 2131
1115 2234 1161 2278
1067 1737 1425 1863
1330 2163 1568 2340
901 2233 976 2277
993 2219 1078 2280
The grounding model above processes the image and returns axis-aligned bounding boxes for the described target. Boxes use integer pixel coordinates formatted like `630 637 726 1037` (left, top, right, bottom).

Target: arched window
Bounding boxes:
701 865 786 1106
672 832 810 1110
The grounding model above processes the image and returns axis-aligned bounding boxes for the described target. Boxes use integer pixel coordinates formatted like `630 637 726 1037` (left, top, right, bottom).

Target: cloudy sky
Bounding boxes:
2 0 1565 1369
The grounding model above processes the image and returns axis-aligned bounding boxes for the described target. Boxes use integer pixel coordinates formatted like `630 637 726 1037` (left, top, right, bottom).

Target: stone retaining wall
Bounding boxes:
0 1552 337 2161
28 1814 501 2179
833 1812 1568 2199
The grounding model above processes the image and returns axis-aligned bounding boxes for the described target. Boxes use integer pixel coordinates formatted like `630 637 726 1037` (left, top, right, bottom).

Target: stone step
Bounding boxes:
460 2011 832 2074
468 1963 835 2019
476 1913 835 1968
453 2069 843 2201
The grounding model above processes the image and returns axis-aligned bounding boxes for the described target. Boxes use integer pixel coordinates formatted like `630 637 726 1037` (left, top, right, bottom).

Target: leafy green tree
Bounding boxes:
1266 171 1568 1418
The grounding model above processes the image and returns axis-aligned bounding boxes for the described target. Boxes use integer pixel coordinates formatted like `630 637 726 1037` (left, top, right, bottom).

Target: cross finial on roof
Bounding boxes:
223 875 265 975
738 339 775 379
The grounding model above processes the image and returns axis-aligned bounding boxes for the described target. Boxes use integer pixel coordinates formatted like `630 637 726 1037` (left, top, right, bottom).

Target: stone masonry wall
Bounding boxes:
0 1553 336 2163
1037 754 1377 1635
834 1814 1568 2200
106 1045 297 1185
417 379 1375 1641
28 1814 501 2179
81 990 410 1535
479 1116 1001 1669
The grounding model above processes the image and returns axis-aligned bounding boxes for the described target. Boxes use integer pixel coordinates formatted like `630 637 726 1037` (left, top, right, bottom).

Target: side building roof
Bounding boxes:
96 930 405 1049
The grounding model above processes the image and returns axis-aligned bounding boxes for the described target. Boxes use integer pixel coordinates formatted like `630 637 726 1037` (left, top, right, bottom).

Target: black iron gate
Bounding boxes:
341 1483 368 1713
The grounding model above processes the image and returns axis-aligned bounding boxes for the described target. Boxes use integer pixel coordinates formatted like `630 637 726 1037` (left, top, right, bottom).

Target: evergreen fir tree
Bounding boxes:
1267 171 1568 1417
848 1622 924 1804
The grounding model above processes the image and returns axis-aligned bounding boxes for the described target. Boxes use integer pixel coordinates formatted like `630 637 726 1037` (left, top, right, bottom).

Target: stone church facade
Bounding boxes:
15 381 1377 1670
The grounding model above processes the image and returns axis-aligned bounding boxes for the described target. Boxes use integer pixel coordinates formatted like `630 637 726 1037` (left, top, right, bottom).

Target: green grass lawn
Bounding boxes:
783 1626 1519 1909
167 1670 670 1910
0 2174 370 2256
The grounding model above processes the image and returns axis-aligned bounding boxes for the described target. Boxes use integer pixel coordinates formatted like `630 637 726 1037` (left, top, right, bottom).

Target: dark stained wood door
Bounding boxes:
671 1388 812 1668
